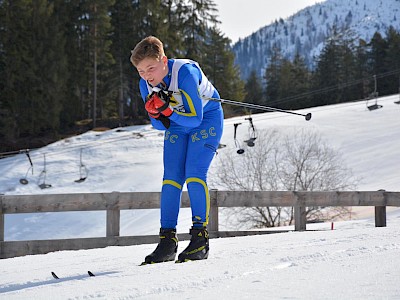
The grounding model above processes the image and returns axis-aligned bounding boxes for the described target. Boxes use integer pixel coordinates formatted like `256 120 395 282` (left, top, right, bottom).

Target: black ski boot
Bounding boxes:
176 227 209 263
142 228 178 265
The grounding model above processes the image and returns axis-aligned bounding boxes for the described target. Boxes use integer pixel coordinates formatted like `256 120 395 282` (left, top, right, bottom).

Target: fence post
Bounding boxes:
374 206 386 227
107 209 120 237
208 189 219 232
106 192 120 237
294 192 307 231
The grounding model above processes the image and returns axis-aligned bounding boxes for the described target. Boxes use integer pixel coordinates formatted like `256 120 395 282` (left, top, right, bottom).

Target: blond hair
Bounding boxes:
130 36 165 67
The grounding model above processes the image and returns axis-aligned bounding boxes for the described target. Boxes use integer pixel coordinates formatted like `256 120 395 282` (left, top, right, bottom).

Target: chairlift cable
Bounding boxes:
265 68 400 108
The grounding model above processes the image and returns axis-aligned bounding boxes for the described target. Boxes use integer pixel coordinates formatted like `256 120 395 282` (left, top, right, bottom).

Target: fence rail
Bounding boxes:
1 190 399 259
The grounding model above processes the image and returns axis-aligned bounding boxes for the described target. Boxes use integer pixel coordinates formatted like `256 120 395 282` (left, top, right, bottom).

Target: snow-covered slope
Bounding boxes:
0 211 400 299
1 95 400 299
0 95 399 241
233 0 400 78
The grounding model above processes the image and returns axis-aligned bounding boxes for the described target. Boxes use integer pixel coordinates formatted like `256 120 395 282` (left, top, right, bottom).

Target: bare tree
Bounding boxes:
276 129 358 224
209 128 359 229
275 129 357 191
212 129 280 191
210 129 282 229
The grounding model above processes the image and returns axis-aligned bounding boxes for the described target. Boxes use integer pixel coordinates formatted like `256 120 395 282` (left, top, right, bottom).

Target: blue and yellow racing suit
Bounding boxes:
139 59 224 229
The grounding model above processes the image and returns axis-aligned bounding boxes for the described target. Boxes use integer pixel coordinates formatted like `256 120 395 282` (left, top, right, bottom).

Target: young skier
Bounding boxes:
130 36 224 264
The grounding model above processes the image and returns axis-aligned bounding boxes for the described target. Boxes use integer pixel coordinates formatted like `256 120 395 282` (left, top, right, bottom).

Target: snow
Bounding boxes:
1 95 400 299
215 0 320 43
1 215 400 299
233 0 400 78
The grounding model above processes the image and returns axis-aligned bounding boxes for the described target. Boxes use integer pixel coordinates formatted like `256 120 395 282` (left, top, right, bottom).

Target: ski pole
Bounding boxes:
205 97 312 121
163 90 312 121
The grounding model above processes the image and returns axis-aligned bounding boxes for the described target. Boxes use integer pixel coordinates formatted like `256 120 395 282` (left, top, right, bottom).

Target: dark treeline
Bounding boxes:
1 1 400 153
0 0 244 152
257 27 400 110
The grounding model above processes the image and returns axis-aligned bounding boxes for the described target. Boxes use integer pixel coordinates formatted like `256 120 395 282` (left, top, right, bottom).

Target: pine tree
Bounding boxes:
277 59 294 107
87 0 116 127
383 27 400 94
133 0 168 39
278 54 311 109
369 31 388 94
109 0 134 123
181 0 218 61
313 27 358 106
265 46 283 105
354 39 372 98
52 0 83 130
162 0 187 57
339 33 358 102
244 70 264 107
202 26 245 117
127 0 170 118
292 54 312 107
0 0 68 140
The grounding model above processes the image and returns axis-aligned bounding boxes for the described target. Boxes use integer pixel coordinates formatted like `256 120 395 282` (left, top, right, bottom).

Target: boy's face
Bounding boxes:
136 56 168 86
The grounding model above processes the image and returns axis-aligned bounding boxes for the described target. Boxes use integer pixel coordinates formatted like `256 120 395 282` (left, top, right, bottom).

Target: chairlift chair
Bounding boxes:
366 75 383 111
75 148 88 183
37 153 52 189
19 150 33 185
234 123 245 154
366 92 383 111
244 117 257 147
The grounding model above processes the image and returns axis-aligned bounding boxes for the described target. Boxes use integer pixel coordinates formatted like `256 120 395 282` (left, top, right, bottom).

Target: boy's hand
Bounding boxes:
152 93 174 117
145 96 160 118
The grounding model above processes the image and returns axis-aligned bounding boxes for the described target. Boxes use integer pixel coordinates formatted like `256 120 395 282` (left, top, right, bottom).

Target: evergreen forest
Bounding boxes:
0 0 399 153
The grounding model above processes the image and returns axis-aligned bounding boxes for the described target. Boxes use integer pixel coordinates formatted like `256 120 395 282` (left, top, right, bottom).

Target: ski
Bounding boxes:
140 258 197 265
51 271 95 279
139 260 174 266
175 259 191 264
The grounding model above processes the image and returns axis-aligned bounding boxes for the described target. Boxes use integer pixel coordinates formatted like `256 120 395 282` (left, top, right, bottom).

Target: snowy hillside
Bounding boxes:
233 0 400 78
1 95 400 299
1 211 400 299
0 95 399 242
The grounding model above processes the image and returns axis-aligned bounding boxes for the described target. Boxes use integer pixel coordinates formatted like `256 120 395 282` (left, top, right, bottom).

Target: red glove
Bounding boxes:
152 93 174 117
145 97 160 119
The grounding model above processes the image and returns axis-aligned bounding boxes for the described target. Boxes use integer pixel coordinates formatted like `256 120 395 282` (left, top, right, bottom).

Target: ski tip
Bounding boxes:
88 271 95 277
175 259 191 264
139 261 155 266
51 271 59 279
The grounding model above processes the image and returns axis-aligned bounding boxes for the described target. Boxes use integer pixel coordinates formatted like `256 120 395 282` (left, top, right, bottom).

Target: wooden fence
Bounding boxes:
1 190 399 259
